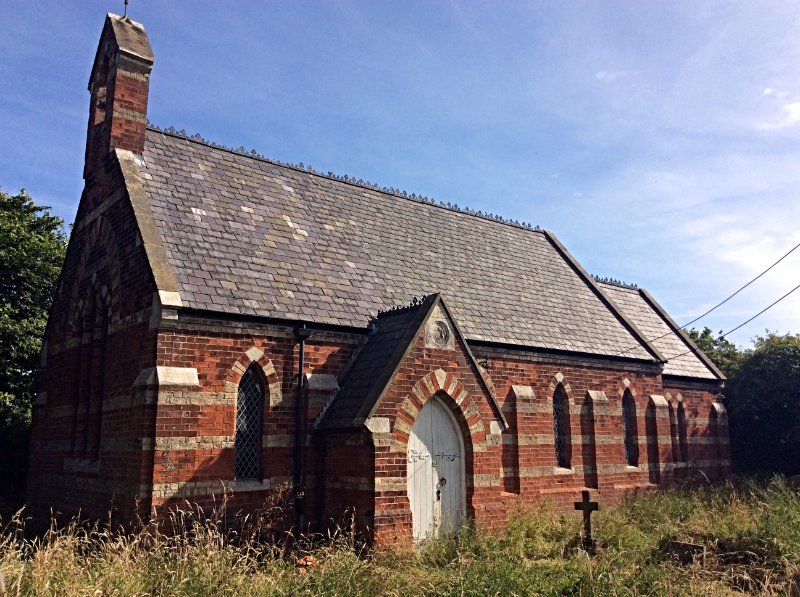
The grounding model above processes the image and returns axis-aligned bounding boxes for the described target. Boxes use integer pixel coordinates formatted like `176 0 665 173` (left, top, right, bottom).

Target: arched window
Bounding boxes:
235 367 264 480
677 403 688 463
621 391 638 466
553 385 570 468
668 404 679 463
709 406 723 464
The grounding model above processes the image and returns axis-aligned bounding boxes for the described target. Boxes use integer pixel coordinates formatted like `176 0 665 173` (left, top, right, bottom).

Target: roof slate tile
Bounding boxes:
597 283 716 379
141 131 664 361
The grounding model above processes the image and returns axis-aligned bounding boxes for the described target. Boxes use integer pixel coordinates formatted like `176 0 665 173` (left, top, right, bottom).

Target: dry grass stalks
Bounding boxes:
0 476 799 595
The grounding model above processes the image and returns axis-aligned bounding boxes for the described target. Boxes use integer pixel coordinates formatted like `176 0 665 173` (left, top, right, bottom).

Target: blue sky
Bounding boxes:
2 1 799 347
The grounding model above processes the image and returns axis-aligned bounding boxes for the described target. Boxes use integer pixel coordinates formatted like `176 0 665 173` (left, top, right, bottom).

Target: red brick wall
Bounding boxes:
30 288 730 544
473 354 728 512
147 326 361 530
27 155 160 528
365 327 506 547
663 384 730 481
31 279 729 544
317 431 375 540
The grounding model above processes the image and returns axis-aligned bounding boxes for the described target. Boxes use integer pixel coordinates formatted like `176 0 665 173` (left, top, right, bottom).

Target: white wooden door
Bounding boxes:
407 397 463 543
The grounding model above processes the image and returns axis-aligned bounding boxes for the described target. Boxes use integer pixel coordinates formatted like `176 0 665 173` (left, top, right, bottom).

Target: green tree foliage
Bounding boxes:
726 332 800 476
0 188 67 445
689 326 800 476
687 326 744 378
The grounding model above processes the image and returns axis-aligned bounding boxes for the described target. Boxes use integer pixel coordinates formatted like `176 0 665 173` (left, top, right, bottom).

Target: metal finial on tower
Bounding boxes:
124 0 129 17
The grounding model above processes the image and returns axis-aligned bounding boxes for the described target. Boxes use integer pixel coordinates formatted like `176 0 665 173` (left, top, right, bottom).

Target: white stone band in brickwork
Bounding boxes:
470 474 501 487
134 366 199 387
112 105 147 123
511 385 536 400
151 478 275 500
513 459 731 478
39 389 266 419
155 436 235 450
375 477 406 492
501 434 721 446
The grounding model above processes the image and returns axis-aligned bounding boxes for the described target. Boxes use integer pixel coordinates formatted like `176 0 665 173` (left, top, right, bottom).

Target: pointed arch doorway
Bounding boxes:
407 395 466 544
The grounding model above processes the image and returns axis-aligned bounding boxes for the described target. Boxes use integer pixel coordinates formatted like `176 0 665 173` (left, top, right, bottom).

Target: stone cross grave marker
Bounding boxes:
574 490 599 541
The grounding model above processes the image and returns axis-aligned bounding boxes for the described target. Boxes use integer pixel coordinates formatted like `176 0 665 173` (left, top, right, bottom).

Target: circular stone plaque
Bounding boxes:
432 320 450 348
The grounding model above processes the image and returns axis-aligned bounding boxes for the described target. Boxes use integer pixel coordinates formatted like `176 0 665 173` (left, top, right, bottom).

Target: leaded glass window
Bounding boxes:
622 391 638 466
235 368 263 480
553 387 569 468
669 405 679 463
677 404 688 463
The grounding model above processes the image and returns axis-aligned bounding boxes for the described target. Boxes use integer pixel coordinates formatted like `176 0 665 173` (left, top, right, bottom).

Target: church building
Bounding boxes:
27 13 729 547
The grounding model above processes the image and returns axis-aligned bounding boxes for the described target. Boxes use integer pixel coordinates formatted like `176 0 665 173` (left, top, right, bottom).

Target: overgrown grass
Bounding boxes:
2 477 799 596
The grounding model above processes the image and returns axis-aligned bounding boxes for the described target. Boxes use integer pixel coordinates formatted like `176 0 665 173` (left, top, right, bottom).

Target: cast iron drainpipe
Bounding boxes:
295 324 312 532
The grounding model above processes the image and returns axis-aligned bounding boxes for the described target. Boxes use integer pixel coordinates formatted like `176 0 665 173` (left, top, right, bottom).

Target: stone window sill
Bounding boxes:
229 479 271 492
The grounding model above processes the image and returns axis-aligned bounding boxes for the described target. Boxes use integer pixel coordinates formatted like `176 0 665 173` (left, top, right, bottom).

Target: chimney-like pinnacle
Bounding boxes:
84 13 154 178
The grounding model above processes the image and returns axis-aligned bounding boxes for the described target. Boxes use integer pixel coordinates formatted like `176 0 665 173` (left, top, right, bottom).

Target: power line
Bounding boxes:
588 280 800 390
666 281 800 364
610 239 800 359
679 239 800 330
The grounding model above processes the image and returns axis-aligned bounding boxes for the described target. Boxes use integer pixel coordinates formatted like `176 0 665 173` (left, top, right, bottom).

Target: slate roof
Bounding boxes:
140 130 658 361
597 283 719 379
318 293 506 430
316 296 434 430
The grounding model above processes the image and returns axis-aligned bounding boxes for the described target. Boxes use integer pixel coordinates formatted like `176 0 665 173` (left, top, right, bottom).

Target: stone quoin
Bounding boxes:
27 12 730 548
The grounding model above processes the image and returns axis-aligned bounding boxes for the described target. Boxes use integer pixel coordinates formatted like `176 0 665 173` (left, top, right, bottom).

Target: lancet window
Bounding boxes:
621 391 638 466
677 403 689 463
552 385 570 469
235 367 264 480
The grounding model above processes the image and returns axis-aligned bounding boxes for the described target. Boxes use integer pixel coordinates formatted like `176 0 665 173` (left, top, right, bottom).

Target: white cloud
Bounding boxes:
594 70 627 82
548 143 800 345
684 219 791 272
757 101 800 129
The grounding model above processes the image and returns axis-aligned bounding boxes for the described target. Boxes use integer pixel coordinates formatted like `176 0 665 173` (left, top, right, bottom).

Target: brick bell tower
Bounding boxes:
84 13 154 179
